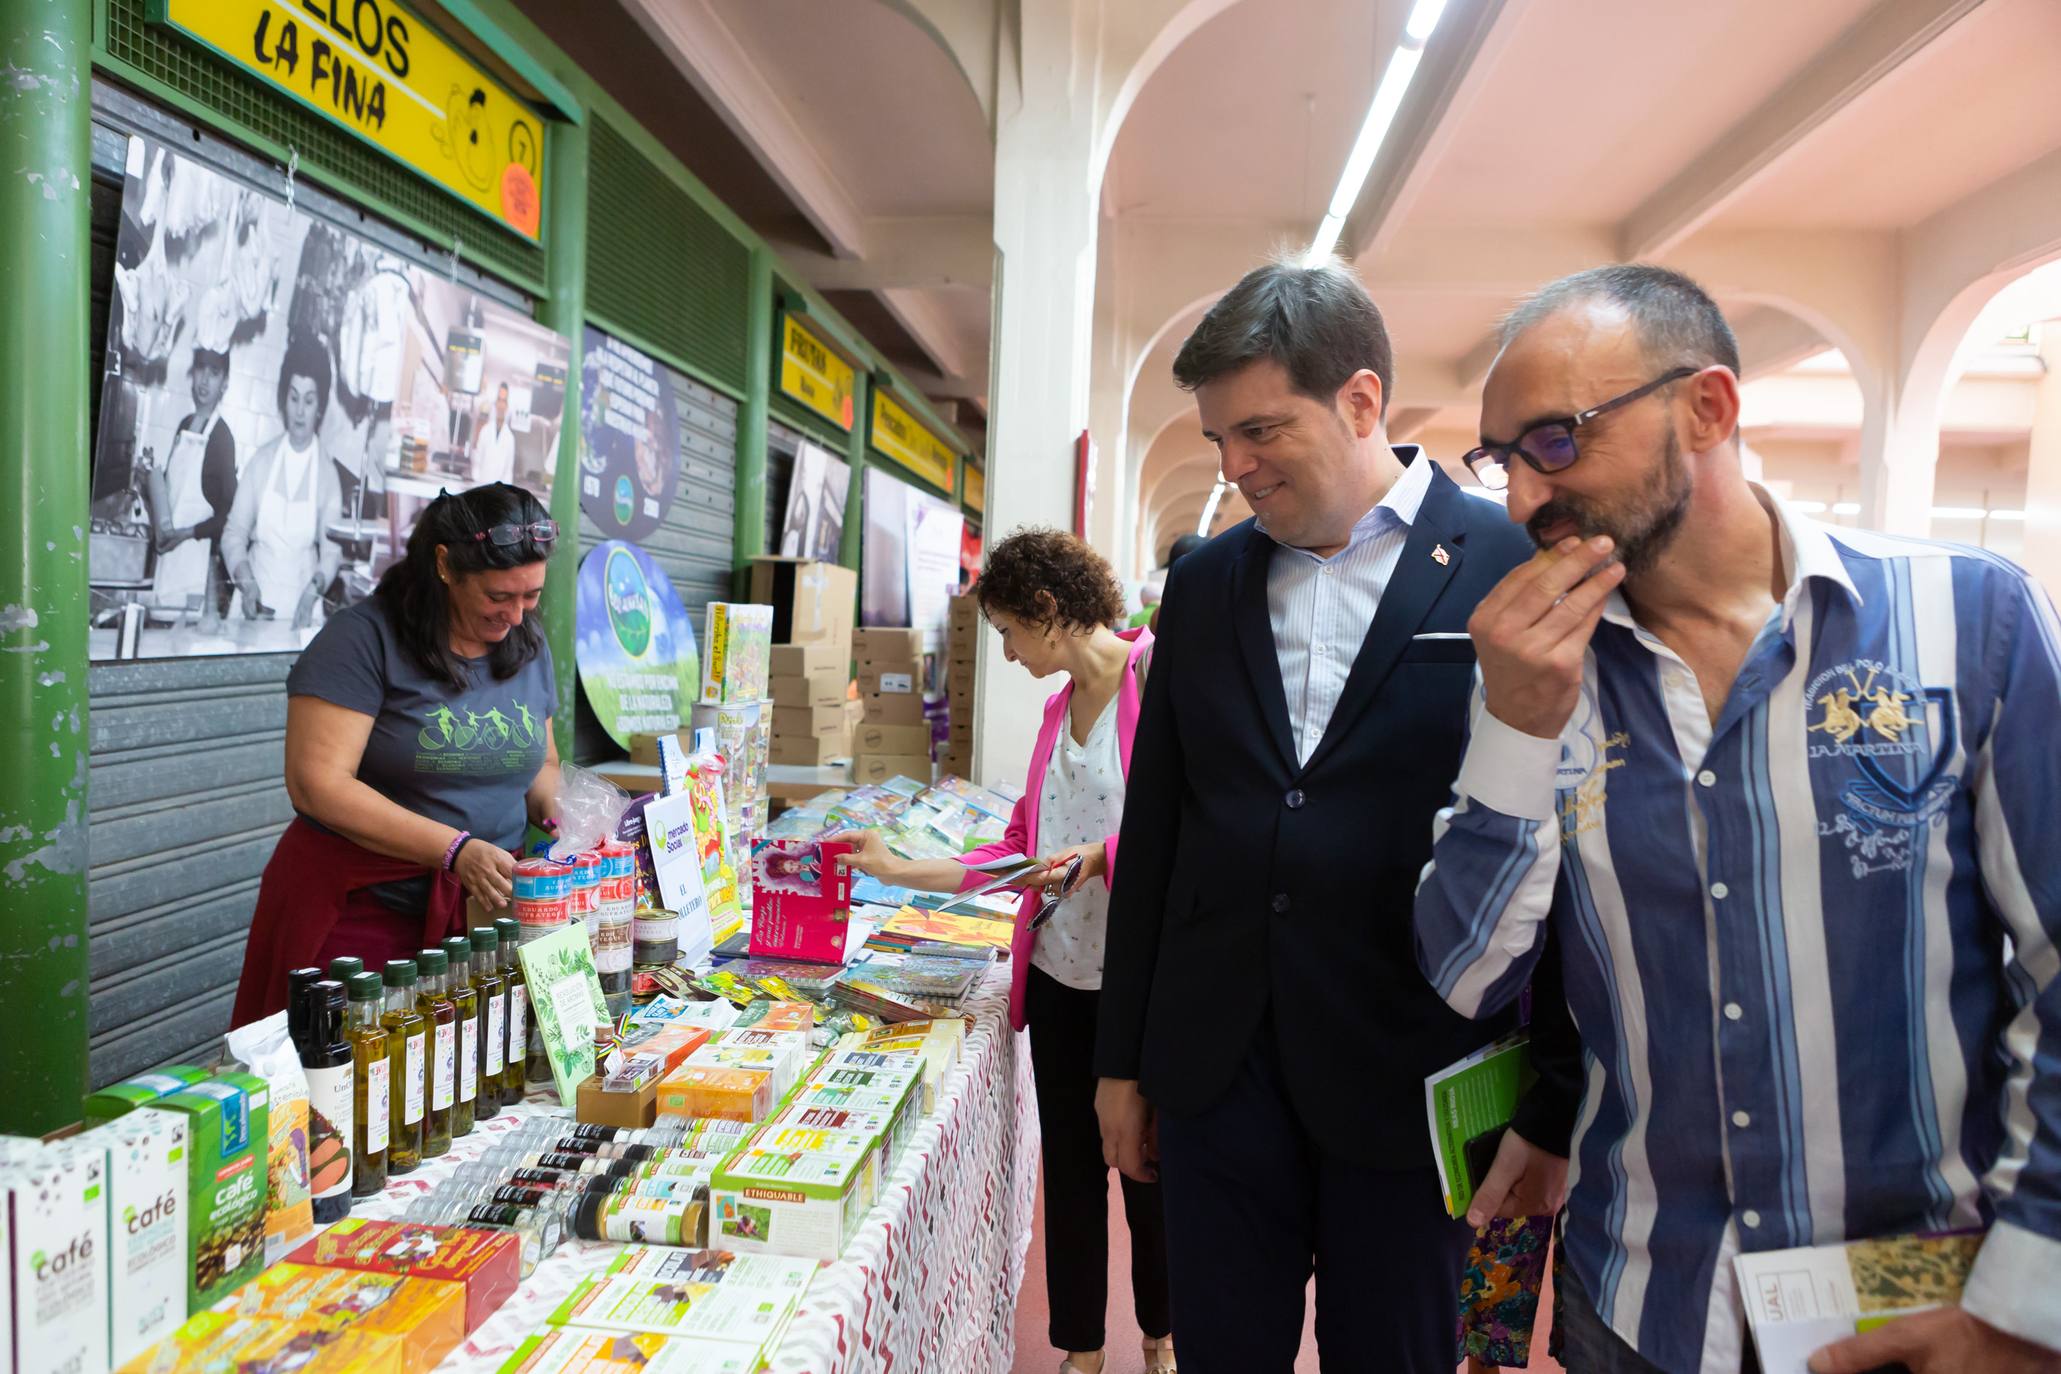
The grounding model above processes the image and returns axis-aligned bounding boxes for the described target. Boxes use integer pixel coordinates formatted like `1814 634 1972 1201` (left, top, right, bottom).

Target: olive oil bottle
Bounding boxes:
441 935 480 1138
494 917 526 1101
303 980 354 1223
380 959 426 1174
345 972 389 1197
469 927 507 1117
415 947 456 1158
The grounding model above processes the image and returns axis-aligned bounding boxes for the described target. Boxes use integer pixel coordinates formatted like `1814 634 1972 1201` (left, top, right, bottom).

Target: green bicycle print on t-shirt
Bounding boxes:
417 701 542 754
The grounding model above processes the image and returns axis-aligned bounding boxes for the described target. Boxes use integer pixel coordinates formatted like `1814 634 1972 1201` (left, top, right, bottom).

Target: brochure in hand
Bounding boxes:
1424 1031 1536 1219
927 853 1044 917
1732 1230 1982 1374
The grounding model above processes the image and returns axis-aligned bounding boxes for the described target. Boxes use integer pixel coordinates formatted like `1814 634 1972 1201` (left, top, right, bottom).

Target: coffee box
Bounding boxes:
76 1111 189 1364
81 1066 211 1126
145 1072 270 1315
0 1146 109 1374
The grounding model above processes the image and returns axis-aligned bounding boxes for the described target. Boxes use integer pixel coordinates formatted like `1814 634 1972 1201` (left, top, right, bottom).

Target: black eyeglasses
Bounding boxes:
1462 367 1698 491
470 519 559 547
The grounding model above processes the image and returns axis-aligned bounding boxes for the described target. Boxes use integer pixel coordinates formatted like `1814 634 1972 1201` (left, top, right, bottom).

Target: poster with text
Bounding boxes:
906 489 966 635
576 540 702 748
860 466 910 628
578 327 682 541
88 133 567 661
777 438 851 563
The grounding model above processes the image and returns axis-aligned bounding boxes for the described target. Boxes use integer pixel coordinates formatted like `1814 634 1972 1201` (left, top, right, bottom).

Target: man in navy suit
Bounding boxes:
1094 258 1577 1371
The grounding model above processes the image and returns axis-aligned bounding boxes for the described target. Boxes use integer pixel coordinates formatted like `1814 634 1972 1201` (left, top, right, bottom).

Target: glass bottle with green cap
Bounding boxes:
380 959 426 1173
469 927 507 1118
441 935 480 1137
494 916 526 1102
415 947 457 1158
346 972 389 1197
327 956 364 986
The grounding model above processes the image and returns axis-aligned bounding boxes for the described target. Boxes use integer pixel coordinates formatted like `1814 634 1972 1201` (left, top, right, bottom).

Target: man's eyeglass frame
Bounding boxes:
1461 366 1699 491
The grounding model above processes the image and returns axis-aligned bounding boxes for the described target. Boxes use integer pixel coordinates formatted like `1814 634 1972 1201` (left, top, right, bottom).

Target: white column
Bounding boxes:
1858 376 1942 536
975 6 1104 790
2024 323 2061 598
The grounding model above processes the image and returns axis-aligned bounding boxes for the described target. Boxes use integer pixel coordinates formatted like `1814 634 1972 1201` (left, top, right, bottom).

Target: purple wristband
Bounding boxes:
443 831 472 872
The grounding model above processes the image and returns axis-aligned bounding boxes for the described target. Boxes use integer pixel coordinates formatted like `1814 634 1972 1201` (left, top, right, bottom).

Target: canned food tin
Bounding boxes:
512 858 570 930
633 905 680 966
567 851 603 929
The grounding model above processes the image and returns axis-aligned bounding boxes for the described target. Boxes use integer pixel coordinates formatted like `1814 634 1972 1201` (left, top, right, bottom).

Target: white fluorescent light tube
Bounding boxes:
1987 509 2028 521
1326 45 1425 220
1197 481 1228 535
1404 0 1449 45
1929 506 1989 520
1304 213 1346 265
1788 500 1829 514
1830 502 1861 516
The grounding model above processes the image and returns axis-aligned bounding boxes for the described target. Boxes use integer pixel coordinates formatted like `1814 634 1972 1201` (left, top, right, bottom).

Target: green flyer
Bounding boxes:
518 924 609 1104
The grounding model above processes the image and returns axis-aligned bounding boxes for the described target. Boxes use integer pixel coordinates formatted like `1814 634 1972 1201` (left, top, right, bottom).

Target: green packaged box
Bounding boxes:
145 1072 270 1314
82 1066 212 1126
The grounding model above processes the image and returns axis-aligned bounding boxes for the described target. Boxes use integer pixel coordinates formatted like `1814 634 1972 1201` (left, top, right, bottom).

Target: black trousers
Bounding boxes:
1026 966 1173 1352
1154 1016 1474 1374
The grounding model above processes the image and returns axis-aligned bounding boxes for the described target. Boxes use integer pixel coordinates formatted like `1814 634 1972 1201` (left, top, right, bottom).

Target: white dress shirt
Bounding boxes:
1031 693 1124 990
1265 447 1432 765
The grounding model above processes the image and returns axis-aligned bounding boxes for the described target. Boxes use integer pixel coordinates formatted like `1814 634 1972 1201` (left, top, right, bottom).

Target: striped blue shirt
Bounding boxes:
1264 445 1430 765
1413 493 2061 1372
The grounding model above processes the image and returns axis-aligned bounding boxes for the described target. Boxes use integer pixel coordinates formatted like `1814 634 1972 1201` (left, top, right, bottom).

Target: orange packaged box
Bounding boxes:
286 1219 520 1335
210 1263 466 1374
654 1063 776 1123
117 1311 404 1374
752 1001 816 1033
619 1023 714 1076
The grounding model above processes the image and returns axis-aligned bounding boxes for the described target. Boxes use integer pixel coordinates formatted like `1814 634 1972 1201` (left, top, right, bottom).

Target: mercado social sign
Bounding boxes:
152 0 546 241
575 540 701 749
869 389 957 495
779 313 856 432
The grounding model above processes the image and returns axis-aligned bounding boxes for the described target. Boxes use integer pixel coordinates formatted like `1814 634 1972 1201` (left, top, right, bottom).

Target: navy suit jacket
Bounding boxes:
1095 457 1577 1167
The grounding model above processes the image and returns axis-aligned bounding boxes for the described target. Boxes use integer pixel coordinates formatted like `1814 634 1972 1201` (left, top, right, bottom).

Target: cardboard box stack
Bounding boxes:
941 594 979 778
852 626 929 783
754 557 858 769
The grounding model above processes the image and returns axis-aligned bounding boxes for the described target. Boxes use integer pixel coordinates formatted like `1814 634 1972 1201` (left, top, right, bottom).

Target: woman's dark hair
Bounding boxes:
376 482 550 689
276 333 333 422
975 526 1125 632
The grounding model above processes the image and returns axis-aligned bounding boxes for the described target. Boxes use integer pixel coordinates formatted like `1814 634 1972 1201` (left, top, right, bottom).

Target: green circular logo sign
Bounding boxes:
603 547 652 658
613 474 635 526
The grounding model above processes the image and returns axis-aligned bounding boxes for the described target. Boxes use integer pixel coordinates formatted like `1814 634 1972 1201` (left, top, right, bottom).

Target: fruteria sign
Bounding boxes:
779 314 857 431
152 0 546 241
869 389 957 495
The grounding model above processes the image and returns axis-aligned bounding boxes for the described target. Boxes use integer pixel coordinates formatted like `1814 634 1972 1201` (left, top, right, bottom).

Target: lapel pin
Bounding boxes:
1431 544 1450 566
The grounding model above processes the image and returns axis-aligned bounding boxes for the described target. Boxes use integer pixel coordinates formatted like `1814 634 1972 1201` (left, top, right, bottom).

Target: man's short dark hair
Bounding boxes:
1500 264 1740 376
1172 255 1394 407
1166 533 1209 568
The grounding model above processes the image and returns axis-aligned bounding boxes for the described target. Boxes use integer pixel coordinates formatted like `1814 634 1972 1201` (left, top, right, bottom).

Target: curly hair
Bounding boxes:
975 526 1125 631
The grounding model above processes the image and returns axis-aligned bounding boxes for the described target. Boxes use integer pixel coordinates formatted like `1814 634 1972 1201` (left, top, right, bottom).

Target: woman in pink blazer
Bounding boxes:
837 528 1172 1374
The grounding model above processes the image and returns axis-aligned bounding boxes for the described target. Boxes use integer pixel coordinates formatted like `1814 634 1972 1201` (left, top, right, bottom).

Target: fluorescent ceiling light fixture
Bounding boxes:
1197 480 1230 535
1986 509 2028 521
1929 506 1990 520
1830 502 1861 516
1788 500 1828 514
1303 42 1425 264
1404 0 1449 45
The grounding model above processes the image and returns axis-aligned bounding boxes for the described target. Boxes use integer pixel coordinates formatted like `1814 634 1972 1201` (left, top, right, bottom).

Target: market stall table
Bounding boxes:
339 961 1036 1373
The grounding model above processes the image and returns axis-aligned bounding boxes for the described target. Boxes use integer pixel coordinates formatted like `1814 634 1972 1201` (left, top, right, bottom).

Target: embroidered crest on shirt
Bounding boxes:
1807 660 1959 876
1555 686 1629 843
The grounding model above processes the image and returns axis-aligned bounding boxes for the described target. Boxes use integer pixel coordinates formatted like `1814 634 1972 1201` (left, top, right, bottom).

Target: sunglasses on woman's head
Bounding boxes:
1461 366 1698 492
470 519 559 547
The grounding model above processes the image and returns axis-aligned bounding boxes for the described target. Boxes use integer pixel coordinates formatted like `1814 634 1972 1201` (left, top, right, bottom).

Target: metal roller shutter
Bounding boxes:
572 374 739 765
82 88 533 1088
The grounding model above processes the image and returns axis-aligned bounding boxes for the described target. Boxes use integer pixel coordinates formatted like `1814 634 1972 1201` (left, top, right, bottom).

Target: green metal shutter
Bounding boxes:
583 118 751 397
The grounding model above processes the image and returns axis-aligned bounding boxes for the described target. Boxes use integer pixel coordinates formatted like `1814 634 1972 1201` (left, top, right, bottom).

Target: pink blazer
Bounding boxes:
958 626 1153 1031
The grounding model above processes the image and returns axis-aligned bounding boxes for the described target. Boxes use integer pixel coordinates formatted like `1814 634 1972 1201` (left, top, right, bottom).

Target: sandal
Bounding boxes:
1144 1335 1177 1373
1058 1355 1104 1374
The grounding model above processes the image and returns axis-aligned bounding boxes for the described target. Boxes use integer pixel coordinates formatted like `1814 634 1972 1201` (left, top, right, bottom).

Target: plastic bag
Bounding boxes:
548 762 632 860
222 1011 313 1263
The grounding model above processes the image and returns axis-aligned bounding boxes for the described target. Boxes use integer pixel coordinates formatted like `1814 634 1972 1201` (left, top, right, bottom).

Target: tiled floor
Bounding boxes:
1008 1177 1564 1374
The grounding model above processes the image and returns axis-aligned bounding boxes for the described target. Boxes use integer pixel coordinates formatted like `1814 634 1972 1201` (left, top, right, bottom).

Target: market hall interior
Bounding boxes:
4 0 2060 1372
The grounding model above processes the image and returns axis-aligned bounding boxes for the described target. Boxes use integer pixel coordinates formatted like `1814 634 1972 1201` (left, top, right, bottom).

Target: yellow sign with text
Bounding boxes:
779 315 856 431
153 0 546 242
870 390 957 494
963 463 984 515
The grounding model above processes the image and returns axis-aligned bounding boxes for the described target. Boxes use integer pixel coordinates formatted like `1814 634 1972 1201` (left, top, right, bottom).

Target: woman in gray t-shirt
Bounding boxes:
232 483 562 1024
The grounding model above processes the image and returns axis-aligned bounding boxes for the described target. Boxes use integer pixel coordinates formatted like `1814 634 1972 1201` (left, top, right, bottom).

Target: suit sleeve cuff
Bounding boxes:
1962 1219 2061 1352
1454 707 1563 823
